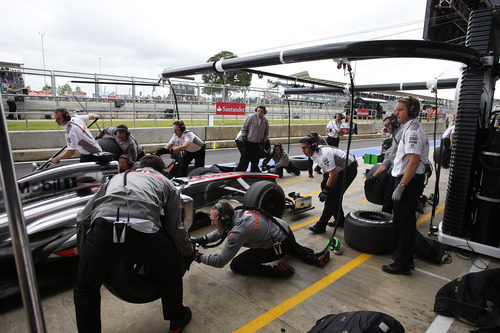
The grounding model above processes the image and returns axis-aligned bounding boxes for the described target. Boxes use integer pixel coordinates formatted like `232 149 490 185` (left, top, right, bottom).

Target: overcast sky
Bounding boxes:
2 0 498 100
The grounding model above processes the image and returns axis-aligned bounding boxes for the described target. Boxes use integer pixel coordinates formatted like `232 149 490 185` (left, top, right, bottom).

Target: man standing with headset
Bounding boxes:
51 107 102 164
382 96 429 275
236 105 269 172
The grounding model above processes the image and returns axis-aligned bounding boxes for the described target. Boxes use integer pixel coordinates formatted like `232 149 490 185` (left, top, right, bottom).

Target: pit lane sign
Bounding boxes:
216 102 246 115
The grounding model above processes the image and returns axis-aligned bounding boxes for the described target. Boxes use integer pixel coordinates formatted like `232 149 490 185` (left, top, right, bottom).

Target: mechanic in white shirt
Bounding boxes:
159 120 205 177
326 113 345 147
300 136 358 234
382 96 429 275
51 108 102 164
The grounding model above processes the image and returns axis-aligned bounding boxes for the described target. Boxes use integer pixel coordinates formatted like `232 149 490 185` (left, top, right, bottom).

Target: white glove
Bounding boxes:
392 182 406 202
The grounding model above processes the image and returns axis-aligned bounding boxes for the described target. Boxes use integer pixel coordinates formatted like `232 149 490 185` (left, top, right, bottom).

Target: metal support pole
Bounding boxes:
0 93 46 332
132 77 136 128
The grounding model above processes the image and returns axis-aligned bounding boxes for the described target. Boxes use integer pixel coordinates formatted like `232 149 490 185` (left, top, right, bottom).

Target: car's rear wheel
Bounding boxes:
243 181 285 218
97 137 122 160
344 210 394 254
289 156 309 171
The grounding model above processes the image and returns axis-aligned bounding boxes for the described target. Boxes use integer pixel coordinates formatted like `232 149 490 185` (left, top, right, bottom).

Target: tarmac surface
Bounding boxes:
2 143 499 332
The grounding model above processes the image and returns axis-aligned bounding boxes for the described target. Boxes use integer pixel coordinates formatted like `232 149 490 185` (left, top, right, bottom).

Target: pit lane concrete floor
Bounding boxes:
1 149 499 333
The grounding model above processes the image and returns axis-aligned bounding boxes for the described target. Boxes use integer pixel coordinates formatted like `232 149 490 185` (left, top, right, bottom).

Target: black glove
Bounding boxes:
318 189 329 202
190 235 208 246
365 176 378 190
194 250 202 263
241 135 247 142
156 147 173 156
261 165 269 171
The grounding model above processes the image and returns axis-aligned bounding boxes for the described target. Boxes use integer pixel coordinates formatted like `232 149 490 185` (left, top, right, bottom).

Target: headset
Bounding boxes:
385 114 400 130
300 135 319 152
114 124 130 138
174 120 186 132
215 202 232 228
405 96 420 118
55 108 72 122
255 105 267 115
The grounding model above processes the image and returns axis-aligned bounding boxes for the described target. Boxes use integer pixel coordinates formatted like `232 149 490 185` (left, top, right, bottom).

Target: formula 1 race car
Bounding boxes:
0 154 299 301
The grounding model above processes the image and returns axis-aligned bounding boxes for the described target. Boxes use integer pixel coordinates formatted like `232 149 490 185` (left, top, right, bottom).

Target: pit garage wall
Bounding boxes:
8 122 445 162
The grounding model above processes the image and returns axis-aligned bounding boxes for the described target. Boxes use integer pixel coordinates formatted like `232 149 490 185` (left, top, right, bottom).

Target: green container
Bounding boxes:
363 154 378 165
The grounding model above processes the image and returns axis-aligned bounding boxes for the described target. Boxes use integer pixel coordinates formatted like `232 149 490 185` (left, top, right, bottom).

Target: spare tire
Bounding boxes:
97 137 122 160
289 156 309 171
364 164 386 205
104 256 159 304
243 181 285 218
344 210 394 254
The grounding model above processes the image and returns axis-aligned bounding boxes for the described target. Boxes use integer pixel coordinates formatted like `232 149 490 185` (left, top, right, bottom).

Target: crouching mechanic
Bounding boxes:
300 136 358 233
192 201 330 278
157 120 206 177
74 155 194 333
261 143 300 177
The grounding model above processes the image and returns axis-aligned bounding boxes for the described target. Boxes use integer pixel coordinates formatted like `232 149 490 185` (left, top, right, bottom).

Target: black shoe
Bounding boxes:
308 174 314 178
313 251 330 267
169 306 192 333
327 220 344 228
294 171 300 176
382 263 411 275
308 223 326 234
271 262 295 278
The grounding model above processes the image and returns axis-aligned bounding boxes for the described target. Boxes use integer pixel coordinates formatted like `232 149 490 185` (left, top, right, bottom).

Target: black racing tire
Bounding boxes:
243 181 285 218
104 256 160 304
364 164 386 205
187 165 222 177
344 210 394 254
189 211 211 231
289 156 309 171
433 145 442 165
97 137 122 160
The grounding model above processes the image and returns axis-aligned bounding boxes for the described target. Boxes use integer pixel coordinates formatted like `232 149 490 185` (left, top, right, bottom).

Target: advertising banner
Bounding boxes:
216 102 246 115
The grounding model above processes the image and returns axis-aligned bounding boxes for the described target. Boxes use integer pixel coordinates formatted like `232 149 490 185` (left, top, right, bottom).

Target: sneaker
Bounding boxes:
272 262 295 278
294 170 300 176
313 251 330 267
382 263 411 275
327 220 344 228
169 306 192 333
309 174 314 178
308 223 326 234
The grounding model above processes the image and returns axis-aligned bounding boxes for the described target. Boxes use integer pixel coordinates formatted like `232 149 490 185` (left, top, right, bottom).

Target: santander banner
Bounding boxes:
216 102 246 115
357 108 370 117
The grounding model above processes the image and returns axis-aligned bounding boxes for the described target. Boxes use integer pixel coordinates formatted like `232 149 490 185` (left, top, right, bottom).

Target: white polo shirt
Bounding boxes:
168 130 204 153
311 146 355 173
326 120 344 138
391 119 429 177
442 125 455 139
63 115 102 155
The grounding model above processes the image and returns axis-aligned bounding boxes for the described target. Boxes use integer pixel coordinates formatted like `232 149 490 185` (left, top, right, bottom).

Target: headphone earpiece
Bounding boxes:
406 97 420 118
255 106 267 115
215 202 232 228
63 111 71 122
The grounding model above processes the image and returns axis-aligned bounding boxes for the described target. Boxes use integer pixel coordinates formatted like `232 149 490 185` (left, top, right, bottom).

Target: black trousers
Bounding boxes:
229 232 316 277
74 218 184 333
7 101 17 119
269 162 300 178
382 173 395 214
327 136 339 147
236 141 261 172
392 174 425 268
179 146 206 176
317 162 358 227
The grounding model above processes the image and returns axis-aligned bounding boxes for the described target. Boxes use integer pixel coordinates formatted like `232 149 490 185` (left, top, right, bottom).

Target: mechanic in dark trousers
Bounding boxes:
192 201 330 278
366 114 401 213
96 124 144 163
261 143 301 178
158 120 206 177
300 135 358 233
50 107 102 164
326 113 345 147
74 155 194 333
382 96 429 275
236 105 269 172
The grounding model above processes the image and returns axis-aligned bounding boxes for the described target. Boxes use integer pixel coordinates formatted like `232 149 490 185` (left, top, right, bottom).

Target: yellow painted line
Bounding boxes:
349 187 361 191
417 204 444 227
233 254 373 333
361 199 368 203
290 216 320 231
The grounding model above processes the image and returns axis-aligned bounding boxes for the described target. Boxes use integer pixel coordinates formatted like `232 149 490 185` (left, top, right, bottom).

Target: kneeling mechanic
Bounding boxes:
192 201 330 278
